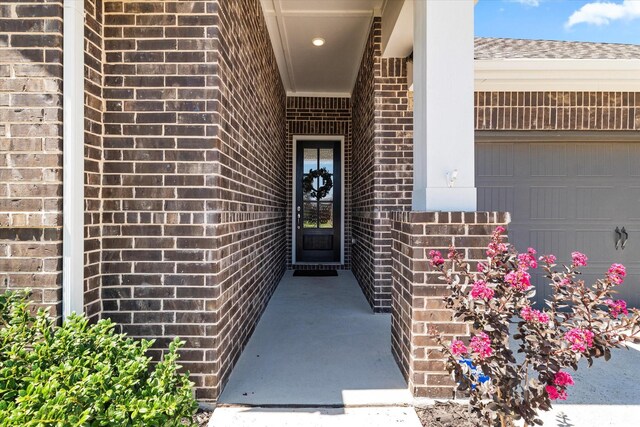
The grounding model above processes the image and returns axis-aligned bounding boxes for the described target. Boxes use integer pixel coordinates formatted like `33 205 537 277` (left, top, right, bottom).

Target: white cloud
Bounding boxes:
565 0 640 28
508 0 541 6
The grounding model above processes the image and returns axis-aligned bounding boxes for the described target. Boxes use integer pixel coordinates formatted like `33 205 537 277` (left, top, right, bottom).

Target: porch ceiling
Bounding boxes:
260 0 385 97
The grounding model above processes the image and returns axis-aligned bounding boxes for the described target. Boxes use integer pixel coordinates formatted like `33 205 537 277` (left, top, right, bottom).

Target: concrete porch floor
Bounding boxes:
217 270 413 407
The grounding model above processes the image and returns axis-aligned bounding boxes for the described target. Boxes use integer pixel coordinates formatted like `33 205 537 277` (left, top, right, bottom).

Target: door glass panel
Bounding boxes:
319 148 333 174
302 174 312 201
303 201 317 228
304 148 317 174
320 187 333 201
319 202 333 228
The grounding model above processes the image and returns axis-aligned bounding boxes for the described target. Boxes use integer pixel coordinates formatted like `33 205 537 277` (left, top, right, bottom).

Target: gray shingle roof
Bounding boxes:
475 37 640 60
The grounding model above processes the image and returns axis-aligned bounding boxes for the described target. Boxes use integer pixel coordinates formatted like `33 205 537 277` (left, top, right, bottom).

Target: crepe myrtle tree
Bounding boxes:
429 227 640 427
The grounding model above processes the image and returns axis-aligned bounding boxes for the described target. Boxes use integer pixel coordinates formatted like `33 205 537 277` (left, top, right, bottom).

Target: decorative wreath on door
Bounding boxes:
302 167 333 200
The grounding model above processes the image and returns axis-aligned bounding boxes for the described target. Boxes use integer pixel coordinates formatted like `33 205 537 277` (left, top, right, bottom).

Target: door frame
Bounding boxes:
292 135 345 265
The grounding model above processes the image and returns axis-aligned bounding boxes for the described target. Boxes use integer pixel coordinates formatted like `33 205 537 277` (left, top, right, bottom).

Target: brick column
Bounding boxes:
391 211 509 398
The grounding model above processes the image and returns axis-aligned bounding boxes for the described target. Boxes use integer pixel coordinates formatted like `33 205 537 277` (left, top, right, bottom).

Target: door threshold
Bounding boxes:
293 263 343 266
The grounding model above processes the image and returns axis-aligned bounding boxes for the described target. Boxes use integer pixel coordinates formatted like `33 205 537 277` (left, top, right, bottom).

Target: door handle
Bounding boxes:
297 206 301 229
615 227 622 250
621 227 629 250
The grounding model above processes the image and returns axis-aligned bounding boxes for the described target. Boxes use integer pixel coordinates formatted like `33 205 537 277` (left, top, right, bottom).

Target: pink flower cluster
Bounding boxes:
554 371 574 387
470 280 494 300
606 263 626 285
546 371 574 401
517 248 538 269
520 306 550 324
545 385 567 401
450 339 468 356
505 268 532 291
565 328 595 353
571 251 588 267
486 226 508 257
428 250 445 267
539 254 557 265
470 332 493 359
605 299 628 318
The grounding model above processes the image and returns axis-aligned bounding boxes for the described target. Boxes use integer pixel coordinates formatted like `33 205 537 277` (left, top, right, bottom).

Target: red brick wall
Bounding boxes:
391 211 509 398
352 19 413 312
0 1 64 318
286 96 351 269
475 91 640 130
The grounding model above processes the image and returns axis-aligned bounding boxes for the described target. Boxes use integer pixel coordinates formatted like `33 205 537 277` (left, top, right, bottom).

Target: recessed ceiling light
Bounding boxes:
312 38 325 47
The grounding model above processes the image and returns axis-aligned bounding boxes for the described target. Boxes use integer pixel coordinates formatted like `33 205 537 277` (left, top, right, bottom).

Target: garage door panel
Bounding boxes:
576 187 615 220
575 143 614 177
627 145 640 177
529 187 568 220
576 229 617 261
530 143 567 176
477 140 640 308
476 143 514 177
478 186 514 213
624 187 640 220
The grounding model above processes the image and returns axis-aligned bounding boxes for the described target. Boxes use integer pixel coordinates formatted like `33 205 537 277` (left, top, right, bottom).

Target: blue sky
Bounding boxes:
475 0 640 44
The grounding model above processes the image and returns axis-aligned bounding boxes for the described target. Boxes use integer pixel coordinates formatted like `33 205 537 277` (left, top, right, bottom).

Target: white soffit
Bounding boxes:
381 0 413 58
261 0 385 97
475 59 640 91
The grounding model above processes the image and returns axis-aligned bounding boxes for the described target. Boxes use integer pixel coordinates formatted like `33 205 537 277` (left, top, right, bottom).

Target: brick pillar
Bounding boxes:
391 211 509 398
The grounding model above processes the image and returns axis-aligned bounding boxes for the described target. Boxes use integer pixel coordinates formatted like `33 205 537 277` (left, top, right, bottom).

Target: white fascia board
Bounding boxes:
475 59 640 91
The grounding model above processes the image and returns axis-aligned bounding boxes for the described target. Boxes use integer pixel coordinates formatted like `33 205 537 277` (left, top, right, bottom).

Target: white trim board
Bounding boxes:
291 135 345 266
475 59 640 92
62 0 85 318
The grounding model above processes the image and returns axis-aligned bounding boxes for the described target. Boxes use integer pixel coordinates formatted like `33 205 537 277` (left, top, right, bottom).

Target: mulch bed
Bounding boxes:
192 410 212 427
415 401 481 427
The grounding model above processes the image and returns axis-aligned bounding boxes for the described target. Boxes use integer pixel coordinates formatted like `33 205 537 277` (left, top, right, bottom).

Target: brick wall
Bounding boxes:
101 0 285 401
475 91 640 130
0 1 64 317
84 0 103 322
286 96 351 269
391 211 509 398
352 19 412 312
101 0 221 400
213 0 287 397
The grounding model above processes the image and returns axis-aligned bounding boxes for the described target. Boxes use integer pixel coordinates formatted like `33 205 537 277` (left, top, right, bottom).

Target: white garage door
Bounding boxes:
477 140 640 307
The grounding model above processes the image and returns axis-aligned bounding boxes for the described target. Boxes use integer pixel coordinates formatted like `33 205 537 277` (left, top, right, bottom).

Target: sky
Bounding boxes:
475 0 640 44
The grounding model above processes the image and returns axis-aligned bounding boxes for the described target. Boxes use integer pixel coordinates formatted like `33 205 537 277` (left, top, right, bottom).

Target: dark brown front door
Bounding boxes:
295 140 341 263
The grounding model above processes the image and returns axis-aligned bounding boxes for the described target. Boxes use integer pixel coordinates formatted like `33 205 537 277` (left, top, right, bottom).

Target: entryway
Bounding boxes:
293 138 343 264
217 271 411 406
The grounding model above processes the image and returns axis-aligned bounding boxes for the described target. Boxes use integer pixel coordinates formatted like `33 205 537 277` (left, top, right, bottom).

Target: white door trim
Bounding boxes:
292 135 345 266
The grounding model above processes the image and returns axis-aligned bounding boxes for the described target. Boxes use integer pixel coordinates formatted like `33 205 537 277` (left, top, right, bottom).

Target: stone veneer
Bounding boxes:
391 211 509 398
352 18 413 312
0 1 64 318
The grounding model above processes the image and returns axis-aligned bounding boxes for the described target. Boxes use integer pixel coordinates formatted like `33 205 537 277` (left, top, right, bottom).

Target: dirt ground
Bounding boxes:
415 401 481 427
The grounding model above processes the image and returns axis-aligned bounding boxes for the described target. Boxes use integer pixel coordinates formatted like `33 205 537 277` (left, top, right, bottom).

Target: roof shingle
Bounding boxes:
475 37 640 60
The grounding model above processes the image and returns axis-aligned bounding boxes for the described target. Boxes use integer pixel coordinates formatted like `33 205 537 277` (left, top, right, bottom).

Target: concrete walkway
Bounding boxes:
209 270 419 426
536 341 640 426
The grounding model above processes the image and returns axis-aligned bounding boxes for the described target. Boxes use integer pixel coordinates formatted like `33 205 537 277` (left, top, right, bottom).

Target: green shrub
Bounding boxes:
0 289 198 426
